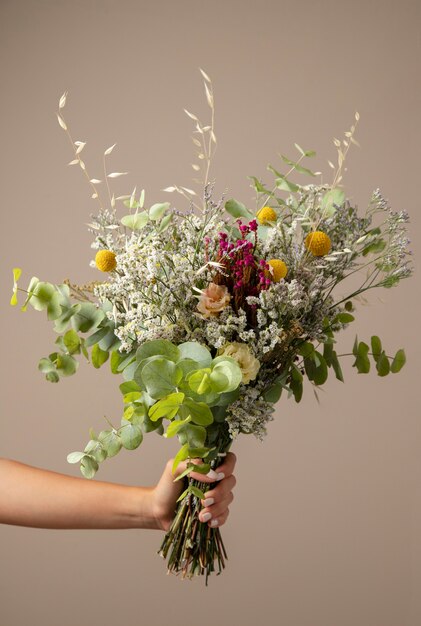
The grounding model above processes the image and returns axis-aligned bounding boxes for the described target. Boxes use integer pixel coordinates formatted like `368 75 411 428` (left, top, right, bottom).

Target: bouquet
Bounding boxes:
11 69 413 582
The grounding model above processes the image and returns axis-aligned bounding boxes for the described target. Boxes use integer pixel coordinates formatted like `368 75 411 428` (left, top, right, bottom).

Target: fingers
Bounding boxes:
199 473 236 528
188 451 237 483
169 452 237 529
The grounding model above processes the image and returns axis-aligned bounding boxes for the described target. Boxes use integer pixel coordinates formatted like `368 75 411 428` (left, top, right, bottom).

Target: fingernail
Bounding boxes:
203 497 214 507
201 512 212 522
210 518 219 527
206 469 218 480
216 472 225 481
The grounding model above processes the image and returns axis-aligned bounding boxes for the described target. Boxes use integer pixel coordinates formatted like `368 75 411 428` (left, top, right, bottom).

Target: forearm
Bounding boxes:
0 459 159 530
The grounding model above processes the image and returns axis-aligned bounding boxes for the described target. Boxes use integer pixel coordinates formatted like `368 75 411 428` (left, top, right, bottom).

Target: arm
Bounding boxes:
0 453 236 531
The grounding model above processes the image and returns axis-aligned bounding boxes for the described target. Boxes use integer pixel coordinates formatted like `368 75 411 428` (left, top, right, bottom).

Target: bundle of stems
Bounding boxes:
158 430 231 584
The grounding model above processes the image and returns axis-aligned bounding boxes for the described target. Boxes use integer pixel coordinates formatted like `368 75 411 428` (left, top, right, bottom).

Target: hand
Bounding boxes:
151 452 237 531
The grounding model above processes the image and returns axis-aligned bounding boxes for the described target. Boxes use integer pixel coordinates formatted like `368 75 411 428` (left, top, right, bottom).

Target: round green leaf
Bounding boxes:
391 349 406 373
56 353 78 376
177 424 206 449
148 392 185 421
118 422 143 450
67 451 85 464
136 339 180 363
98 430 122 457
63 329 81 355
91 343 109 369
80 455 99 479
140 358 182 399
30 281 56 311
178 342 212 368
211 356 242 392
71 303 105 333
187 369 212 395
149 202 170 221
121 212 149 230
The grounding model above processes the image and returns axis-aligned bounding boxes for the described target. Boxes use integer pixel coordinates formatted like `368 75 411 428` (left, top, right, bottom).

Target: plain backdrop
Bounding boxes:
1 1 420 625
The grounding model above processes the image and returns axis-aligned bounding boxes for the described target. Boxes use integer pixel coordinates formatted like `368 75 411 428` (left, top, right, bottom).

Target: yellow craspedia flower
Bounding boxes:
256 206 277 225
95 249 117 272
267 259 288 282
304 231 331 257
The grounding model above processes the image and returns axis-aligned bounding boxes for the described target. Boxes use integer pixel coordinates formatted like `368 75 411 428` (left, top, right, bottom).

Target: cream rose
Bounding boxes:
197 282 230 318
217 342 260 384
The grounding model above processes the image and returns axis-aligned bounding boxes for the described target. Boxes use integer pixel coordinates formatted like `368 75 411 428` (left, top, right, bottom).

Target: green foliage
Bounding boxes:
349 336 406 377
121 212 149 230
70 339 240 478
71 303 104 333
224 198 253 220
391 349 406 373
353 338 371 373
118 421 143 450
91 343 109 369
149 202 170 221
149 392 185 421
321 188 345 217
10 267 21 306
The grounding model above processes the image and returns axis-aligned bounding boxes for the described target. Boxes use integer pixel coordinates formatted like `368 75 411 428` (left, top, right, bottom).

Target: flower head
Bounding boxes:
304 231 331 256
256 206 277 225
267 259 288 282
197 282 231 318
217 342 260 384
95 249 117 272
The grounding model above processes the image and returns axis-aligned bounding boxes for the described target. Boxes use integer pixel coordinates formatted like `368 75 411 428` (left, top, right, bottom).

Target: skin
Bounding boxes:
0 452 236 532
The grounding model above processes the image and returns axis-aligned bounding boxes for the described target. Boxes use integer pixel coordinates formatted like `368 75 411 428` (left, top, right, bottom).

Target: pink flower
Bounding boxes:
197 282 231 318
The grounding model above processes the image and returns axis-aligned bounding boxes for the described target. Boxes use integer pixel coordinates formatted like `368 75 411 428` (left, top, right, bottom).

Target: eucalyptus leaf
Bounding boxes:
91 343 109 368
119 380 141 395
376 352 390 377
165 416 192 438
71 303 104 333
224 198 253 220
182 398 214 426
331 351 344 382
67 451 85 464
121 212 149 230
140 358 182 399
80 455 99 479
187 369 212 395
276 177 299 193
63 329 81 355
56 354 78 376
371 336 382 363
149 202 170 221
178 342 212 368
263 383 283 403
118 422 143 450
321 188 345 216
211 356 242 392
391 349 406 373
136 339 180 363
353 341 370 373
148 392 185 421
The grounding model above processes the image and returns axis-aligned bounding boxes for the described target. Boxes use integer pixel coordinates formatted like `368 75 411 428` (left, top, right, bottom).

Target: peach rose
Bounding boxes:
197 282 230 318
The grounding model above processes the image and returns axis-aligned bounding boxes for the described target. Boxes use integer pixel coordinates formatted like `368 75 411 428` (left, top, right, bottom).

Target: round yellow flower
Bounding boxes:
95 249 117 272
256 206 277 225
304 231 331 256
267 259 288 282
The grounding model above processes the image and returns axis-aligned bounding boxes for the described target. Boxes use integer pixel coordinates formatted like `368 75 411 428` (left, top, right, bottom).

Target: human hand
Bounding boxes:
151 452 237 531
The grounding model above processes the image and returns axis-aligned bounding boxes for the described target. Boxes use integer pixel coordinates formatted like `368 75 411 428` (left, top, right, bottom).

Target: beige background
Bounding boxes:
1 1 420 625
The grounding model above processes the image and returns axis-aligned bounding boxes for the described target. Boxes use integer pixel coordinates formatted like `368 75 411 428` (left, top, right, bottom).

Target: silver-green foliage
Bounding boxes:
67 339 243 479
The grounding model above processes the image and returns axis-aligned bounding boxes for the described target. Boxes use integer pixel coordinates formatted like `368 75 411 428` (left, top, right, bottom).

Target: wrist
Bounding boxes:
124 486 161 530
